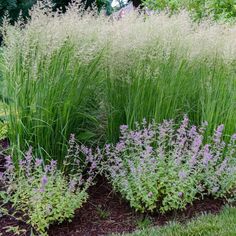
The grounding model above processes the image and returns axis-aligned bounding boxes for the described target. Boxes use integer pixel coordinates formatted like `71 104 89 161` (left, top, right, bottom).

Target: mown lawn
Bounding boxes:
123 207 236 236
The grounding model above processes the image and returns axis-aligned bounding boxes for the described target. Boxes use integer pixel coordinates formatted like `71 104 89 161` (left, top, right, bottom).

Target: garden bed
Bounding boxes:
48 178 224 236
0 173 225 236
0 131 229 236
1 3 236 235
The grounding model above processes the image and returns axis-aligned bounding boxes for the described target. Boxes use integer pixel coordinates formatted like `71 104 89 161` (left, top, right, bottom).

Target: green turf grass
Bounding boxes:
122 207 236 236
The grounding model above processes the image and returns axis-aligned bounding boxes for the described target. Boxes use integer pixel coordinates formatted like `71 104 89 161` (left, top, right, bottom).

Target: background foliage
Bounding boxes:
0 0 112 27
143 0 236 21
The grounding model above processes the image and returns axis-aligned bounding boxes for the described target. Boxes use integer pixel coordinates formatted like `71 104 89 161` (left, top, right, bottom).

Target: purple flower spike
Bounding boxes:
178 170 187 179
189 126 197 138
203 145 212 166
115 141 125 152
213 124 224 144
231 134 236 141
35 158 43 168
69 179 77 192
120 125 128 133
50 160 57 172
4 156 14 172
40 175 48 192
25 146 33 162
42 175 48 185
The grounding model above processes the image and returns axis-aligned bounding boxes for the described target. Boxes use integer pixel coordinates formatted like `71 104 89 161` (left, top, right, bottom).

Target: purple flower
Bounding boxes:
188 155 197 167
178 170 187 179
35 158 43 168
44 165 51 173
141 145 153 158
188 126 197 139
178 192 183 197
128 160 135 174
145 145 153 154
40 175 48 192
182 115 189 127
105 144 111 155
87 176 93 184
177 115 189 136
81 145 90 156
69 179 77 192
19 160 26 169
231 134 236 141
115 141 125 152
120 125 128 136
130 131 142 145
91 161 97 169
41 175 48 185
158 124 168 139
212 186 219 193
4 156 14 172
192 135 202 153
213 124 224 144
50 160 57 172
203 145 212 166
216 159 228 176
25 146 33 162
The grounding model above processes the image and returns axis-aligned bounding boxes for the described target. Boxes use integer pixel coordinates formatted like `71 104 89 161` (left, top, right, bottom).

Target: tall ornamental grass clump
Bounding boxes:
1 1 236 162
104 116 236 213
1 1 107 163
105 13 236 142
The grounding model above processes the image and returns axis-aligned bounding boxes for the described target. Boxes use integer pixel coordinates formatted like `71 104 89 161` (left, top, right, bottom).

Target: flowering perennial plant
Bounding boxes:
104 116 236 213
0 135 101 235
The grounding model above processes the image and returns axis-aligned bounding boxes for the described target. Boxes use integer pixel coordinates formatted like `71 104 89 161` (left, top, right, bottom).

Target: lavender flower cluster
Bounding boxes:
1 134 101 193
104 116 236 212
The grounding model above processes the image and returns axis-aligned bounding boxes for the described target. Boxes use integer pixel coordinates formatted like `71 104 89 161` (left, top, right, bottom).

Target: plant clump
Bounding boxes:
0 135 101 235
104 116 236 212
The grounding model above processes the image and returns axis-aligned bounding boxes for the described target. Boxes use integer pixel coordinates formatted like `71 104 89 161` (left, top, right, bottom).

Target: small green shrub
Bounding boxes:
0 136 101 235
104 117 236 213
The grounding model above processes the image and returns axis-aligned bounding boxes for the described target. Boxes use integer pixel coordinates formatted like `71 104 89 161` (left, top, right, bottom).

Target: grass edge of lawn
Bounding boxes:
118 206 236 236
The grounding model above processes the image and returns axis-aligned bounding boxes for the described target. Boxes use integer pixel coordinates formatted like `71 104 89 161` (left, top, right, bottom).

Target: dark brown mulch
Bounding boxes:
48 178 224 236
48 179 137 236
0 140 225 236
0 139 9 172
0 205 31 236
